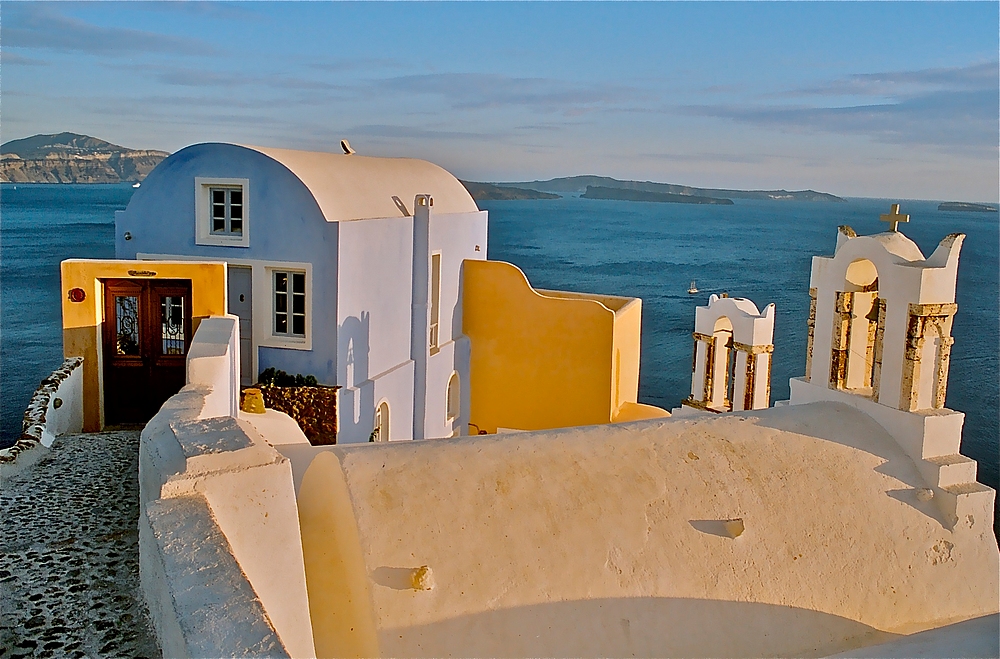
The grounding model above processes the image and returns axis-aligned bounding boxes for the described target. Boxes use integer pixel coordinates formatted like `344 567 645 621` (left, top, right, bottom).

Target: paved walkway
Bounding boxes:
0 431 159 658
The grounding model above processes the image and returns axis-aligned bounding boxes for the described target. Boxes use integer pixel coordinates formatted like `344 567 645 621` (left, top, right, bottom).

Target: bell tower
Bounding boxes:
788 206 992 531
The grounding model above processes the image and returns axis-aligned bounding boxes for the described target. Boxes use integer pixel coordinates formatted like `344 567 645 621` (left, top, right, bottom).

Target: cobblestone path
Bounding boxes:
0 431 159 658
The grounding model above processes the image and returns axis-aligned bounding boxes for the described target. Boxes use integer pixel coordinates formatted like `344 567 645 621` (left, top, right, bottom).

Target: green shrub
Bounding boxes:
258 367 320 388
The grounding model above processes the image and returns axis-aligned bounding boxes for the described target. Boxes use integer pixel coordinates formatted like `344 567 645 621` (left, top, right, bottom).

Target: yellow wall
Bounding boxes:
60 259 227 431
462 260 667 434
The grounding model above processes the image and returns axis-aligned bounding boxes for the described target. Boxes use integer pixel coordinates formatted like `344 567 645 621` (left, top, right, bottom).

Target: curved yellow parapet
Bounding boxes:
462 259 667 434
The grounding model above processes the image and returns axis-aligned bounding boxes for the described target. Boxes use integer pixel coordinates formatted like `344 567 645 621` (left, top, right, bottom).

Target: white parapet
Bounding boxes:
185 315 240 420
139 315 316 658
2 357 85 467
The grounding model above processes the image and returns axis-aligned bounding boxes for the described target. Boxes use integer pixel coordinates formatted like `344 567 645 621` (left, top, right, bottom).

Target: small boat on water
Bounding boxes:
688 280 699 295
132 182 141 188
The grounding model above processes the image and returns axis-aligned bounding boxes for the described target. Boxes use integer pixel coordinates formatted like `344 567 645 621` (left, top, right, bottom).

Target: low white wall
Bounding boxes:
2 358 84 465
139 316 316 658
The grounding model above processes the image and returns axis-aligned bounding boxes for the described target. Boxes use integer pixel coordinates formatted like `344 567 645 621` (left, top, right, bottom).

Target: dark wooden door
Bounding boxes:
103 279 192 425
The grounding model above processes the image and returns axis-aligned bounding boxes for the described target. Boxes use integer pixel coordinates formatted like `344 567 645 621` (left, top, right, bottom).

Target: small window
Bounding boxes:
210 187 243 236
446 372 460 422
273 270 306 337
195 177 249 247
429 252 441 352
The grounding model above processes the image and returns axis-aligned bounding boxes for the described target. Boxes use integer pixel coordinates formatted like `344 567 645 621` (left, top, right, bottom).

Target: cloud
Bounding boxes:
372 73 645 116
687 62 999 153
345 124 494 140
788 61 999 98
0 52 50 67
3 3 215 56
310 58 406 73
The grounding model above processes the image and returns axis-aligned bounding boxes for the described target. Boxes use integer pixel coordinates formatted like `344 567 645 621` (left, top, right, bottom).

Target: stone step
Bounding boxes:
937 481 995 531
924 453 978 489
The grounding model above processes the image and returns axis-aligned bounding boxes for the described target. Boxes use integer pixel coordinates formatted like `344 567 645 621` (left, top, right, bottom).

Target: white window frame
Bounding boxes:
195 177 250 247
270 267 308 341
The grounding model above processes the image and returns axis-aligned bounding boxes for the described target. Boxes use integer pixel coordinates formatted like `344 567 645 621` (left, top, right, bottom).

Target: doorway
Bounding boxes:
103 279 192 425
227 266 254 386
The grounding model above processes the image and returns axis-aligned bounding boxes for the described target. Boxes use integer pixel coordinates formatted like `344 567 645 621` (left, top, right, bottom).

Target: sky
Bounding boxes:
2 2 998 201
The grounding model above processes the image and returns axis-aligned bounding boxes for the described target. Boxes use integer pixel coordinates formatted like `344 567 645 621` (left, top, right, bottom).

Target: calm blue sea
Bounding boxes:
2 184 997 494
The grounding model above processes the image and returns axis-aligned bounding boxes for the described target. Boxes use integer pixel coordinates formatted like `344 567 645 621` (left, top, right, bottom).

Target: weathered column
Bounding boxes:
703 335 717 406
689 332 711 402
829 291 854 389
733 341 774 411
871 298 886 402
900 303 957 411
805 288 817 381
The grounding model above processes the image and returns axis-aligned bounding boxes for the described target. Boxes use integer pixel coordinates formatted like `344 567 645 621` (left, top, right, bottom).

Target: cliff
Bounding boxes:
461 180 561 200
581 185 734 205
507 175 844 202
938 202 998 213
0 133 169 183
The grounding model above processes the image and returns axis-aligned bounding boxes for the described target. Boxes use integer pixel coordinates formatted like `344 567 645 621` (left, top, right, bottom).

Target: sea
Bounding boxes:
1 183 997 496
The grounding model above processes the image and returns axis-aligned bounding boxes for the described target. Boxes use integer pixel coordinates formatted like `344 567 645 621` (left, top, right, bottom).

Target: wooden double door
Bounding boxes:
103 279 192 425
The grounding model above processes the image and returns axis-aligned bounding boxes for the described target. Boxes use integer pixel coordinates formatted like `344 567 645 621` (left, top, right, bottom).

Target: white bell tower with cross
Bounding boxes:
786 205 993 531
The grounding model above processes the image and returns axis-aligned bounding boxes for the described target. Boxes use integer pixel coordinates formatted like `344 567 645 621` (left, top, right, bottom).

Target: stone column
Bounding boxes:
733 341 774 411
899 303 957 411
829 291 854 389
805 288 817 381
871 298 887 403
684 332 715 411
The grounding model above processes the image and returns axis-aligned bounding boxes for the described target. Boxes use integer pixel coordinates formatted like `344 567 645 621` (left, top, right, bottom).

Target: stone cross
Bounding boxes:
880 203 910 232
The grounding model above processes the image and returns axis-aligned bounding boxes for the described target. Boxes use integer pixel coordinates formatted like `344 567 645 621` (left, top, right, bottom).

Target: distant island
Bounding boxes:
461 180 561 201
1 133 845 205
581 185 734 205
938 202 998 213
503 175 844 203
0 133 168 184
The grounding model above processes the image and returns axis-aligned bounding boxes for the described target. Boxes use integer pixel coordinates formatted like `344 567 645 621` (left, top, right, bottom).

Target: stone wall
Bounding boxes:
252 386 339 445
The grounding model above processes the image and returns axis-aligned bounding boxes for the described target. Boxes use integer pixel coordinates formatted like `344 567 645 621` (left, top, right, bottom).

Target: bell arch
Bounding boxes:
684 295 775 413
829 258 884 397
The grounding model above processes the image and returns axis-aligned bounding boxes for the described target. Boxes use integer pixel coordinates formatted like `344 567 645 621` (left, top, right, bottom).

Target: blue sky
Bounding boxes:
3 2 998 201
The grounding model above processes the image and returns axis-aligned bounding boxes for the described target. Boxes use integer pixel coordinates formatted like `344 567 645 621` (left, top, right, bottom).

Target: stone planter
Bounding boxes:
243 385 340 445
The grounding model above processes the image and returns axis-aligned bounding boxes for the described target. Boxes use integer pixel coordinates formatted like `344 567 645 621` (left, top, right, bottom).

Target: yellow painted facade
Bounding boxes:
60 259 227 431
462 260 668 434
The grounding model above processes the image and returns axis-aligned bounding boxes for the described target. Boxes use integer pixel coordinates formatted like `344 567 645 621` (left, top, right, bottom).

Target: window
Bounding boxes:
210 187 243 236
273 270 306 337
446 372 460 422
195 177 250 247
429 252 441 352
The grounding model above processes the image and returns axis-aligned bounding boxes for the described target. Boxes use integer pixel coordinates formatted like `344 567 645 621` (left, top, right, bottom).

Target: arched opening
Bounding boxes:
710 316 734 410
446 372 460 423
834 259 882 394
916 321 944 410
373 400 390 442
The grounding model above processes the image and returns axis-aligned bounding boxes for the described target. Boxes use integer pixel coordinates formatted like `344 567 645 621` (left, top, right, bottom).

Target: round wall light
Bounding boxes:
68 288 86 303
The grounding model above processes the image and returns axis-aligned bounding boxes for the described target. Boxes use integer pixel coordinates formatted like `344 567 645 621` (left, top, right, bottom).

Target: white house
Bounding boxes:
115 143 486 442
